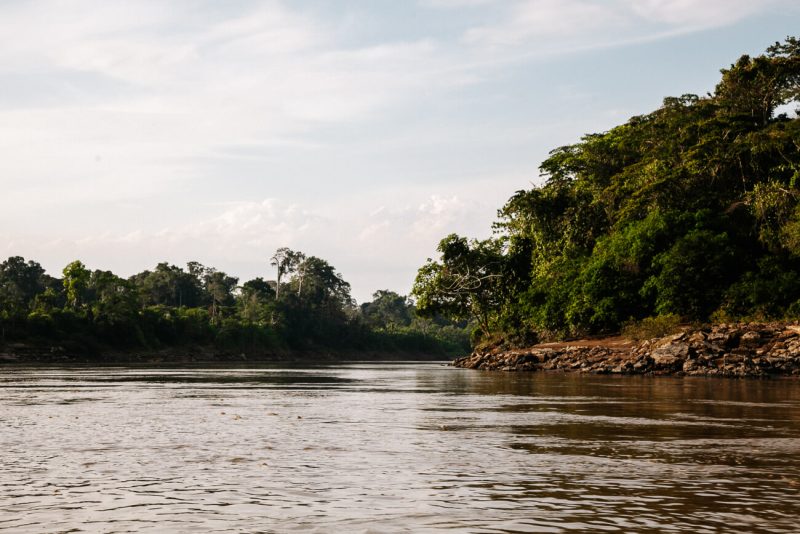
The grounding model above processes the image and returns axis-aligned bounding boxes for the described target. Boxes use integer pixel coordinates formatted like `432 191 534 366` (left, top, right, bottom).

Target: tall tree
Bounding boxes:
270 247 303 300
203 268 238 322
290 256 351 309
62 260 90 312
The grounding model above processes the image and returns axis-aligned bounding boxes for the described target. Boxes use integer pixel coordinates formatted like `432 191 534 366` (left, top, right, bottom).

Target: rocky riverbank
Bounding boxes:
453 323 800 377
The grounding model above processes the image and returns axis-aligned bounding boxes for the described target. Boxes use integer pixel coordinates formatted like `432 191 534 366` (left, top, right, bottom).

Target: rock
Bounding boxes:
652 341 690 359
786 325 800 335
708 330 738 350
688 331 708 343
451 321 800 378
740 330 762 347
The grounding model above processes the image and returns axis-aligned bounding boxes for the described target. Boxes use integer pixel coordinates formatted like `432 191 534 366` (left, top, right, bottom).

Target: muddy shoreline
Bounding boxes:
0 342 447 365
453 323 800 378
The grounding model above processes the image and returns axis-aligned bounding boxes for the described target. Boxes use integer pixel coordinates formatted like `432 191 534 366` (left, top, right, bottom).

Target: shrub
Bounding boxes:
621 314 682 341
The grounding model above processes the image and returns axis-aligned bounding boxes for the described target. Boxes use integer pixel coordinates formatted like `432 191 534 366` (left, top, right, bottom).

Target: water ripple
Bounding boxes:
1 364 799 532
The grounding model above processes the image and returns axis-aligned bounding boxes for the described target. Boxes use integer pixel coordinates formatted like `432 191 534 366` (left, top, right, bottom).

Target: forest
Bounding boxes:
0 248 469 358
413 37 800 346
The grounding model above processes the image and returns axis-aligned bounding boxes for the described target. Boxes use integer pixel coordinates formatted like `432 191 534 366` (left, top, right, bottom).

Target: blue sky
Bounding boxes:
1 0 798 302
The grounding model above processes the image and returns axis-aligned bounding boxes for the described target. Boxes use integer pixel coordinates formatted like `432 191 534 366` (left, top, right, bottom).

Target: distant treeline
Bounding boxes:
413 37 800 346
0 248 469 357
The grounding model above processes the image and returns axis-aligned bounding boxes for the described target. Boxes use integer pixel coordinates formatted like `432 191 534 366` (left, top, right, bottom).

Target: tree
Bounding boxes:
203 268 238 322
88 270 139 325
270 247 303 300
0 256 47 316
238 277 275 324
412 234 504 337
716 36 800 127
289 256 351 310
63 260 90 311
294 253 310 297
130 262 204 308
643 229 737 319
361 290 412 331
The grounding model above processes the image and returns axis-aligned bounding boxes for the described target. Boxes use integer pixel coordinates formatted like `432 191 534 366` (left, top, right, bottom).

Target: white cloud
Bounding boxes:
464 0 623 48
461 0 780 52
627 0 769 27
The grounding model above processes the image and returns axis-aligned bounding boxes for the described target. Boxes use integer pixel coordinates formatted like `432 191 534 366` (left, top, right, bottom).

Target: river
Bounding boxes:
2 363 799 533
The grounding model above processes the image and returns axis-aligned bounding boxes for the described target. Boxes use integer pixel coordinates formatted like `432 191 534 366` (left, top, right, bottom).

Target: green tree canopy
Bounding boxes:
412 234 504 337
416 36 800 343
63 260 90 311
361 290 412 331
0 256 47 316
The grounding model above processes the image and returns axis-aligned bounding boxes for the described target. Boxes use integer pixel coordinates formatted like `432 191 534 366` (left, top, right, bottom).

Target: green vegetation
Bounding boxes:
620 315 682 342
413 37 800 345
0 251 469 358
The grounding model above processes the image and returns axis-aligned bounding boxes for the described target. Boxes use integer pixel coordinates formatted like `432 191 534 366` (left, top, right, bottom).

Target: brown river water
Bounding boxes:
1 363 800 533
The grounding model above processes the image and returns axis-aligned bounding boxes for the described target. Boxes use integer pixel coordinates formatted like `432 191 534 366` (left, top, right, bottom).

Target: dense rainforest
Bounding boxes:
413 37 800 346
0 249 469 359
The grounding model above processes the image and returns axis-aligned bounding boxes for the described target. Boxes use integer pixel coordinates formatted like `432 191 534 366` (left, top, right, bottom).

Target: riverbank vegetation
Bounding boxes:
413 37 800 347
0 251 469 359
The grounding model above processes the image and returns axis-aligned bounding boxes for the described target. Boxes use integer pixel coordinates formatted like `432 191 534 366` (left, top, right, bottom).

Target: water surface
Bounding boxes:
2 364 800 533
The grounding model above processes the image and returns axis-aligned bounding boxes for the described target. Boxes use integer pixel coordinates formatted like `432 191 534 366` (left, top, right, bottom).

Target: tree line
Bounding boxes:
0 249 469 356
413 37 800 346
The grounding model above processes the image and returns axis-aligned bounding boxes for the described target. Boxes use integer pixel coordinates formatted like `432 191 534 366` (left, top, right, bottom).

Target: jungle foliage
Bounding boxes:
0 252 469 357
413 37 800 344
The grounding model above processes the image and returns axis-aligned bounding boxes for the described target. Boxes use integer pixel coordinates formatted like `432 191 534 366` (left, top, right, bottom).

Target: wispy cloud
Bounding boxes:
0 1 459 212
627 0 770 27
464 0 623 48
460 0 775 51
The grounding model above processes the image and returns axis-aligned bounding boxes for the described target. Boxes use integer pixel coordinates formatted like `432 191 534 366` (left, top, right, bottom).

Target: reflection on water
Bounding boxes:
1 364 799 533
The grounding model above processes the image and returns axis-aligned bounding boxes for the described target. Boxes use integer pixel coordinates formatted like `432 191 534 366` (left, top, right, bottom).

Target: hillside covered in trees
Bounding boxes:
413 37 800 346
0 249 469 360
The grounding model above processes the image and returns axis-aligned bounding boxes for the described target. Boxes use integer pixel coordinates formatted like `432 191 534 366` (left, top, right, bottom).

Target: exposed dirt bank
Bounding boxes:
453 323 800 378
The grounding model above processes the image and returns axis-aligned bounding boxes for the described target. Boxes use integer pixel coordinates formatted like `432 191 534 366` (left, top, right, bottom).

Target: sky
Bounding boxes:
1 0 799 303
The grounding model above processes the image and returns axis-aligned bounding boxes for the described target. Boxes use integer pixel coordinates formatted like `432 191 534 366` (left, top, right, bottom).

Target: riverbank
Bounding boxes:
0 341 448 365
453 323 800 377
